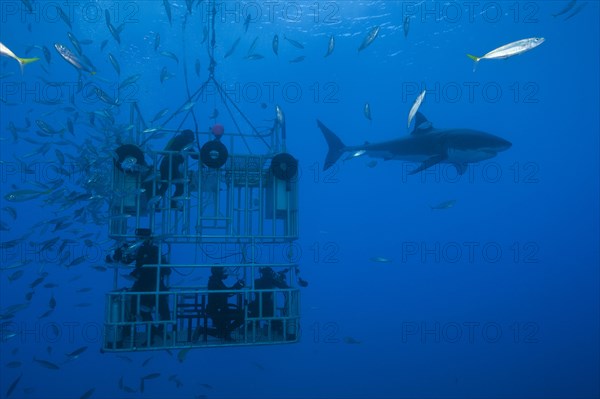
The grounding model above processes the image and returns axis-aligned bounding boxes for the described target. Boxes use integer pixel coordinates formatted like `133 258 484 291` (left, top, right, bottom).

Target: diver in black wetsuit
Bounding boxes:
249 267 289 334
112 229 171 347
206 266 245 341
156 129 196 209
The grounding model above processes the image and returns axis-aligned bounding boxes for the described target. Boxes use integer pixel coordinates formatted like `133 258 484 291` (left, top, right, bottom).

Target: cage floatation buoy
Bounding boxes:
270 153 298 181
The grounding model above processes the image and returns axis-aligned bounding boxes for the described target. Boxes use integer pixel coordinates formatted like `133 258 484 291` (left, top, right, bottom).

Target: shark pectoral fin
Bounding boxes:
409 155 445 175
454 163 468 175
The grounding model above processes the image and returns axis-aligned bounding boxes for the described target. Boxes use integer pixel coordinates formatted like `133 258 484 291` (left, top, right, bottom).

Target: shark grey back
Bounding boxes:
317 112 511 175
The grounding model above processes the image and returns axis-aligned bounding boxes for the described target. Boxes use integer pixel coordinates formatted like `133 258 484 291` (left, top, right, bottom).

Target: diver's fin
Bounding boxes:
409 154 445 175
317 119 346 171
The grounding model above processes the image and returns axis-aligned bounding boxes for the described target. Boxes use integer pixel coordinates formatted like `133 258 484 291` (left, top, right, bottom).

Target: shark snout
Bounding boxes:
497 138 512 152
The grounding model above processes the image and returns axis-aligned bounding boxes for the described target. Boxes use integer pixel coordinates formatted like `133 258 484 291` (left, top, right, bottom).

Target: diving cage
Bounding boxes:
102 100 301 352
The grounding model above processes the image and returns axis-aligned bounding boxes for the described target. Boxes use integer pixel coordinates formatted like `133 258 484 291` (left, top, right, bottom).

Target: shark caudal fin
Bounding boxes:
466 54 480 72
317 120 346 171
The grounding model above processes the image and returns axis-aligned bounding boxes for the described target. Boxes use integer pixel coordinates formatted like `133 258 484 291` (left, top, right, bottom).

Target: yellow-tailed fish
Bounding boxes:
0 42 39 72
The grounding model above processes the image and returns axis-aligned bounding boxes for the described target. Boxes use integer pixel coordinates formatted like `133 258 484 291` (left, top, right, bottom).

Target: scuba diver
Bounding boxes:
107 228 172 347
155 129 197 209
249 267 289 334
206 266 245 341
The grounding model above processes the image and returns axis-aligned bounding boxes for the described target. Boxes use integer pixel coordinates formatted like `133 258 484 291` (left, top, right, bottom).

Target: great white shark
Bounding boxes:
318 112 512 174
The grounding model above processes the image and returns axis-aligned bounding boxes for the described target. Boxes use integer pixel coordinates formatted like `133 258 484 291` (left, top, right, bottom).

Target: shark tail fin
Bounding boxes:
317 119 346 171
466 54 480 72
17 56 40 73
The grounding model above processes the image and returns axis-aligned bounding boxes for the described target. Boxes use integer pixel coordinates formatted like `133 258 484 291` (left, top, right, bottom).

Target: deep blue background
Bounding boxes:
1 1 599 398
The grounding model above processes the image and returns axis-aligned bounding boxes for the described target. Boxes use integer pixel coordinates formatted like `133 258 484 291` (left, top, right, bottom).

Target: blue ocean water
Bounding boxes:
1 1 599 398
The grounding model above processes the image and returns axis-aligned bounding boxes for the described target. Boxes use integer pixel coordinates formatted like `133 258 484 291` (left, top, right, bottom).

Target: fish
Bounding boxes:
68 32 82 55
54 43 95 74
552 0 577 17
317 112 512 175
151 108 169 123
199 383 214 389
245 54 265 61
119 74 141 89
407 89 426 129
209 109 219 119
6 373 22 398
95 88 119 106
154 33 160 51
49 294 56 309
163 0 172 25
42 45 51 64
243 14 251 32
247 36 259 56
142 356 153 367
186 0 194 14
430 199 457 210
224 37 241 58
33 357 60 370
467 37 545 71
358 26 380 52
5 188 52 202
0 42 40 72
289 55 305 63
8 270 24 282
0 220 11 231
105 9 111 26
324 35 335 57
67 255 86 268
66 119 74 136
100 39 108 51
160 50 179 63
6 361 22 368
564 2 587 20
344 336 362 344
44 283 59 288
194 59 201 76
142 372 161 380
30 276 45 288
177 347 191 363
370 256 392 263
58 6 72 29
38 308 54 319
245 53 264 60
284 35 304 49
66 345 88 358
363 103 372 121
108 53 120 75
403 16 410 38
108 23 121 44
160 66 174 83
36 119 64 135
21 0 33 13
201 26 208 44
272 35 279 55
79 388 95 399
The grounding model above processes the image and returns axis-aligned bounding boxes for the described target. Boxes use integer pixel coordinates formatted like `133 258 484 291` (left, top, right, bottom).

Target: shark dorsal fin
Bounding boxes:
411 112 434 135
